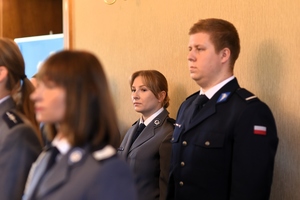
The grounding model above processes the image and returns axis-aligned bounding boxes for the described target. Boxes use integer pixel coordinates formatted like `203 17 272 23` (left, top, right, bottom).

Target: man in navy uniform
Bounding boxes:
167 18 278 200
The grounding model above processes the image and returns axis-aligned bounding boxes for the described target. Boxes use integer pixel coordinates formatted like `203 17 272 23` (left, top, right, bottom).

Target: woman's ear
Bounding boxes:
158 91 166 103
0 66 8 83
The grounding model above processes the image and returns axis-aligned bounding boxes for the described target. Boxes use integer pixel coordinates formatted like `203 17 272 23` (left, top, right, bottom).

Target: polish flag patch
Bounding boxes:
254 125 267 135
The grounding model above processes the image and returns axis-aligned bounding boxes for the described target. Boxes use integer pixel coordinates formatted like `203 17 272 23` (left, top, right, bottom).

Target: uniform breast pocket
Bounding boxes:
194 132 225 149
192 132 226 171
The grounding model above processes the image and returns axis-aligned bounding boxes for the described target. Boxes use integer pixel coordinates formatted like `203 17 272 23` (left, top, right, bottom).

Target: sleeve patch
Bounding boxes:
2 111 24 129
254 125 267 135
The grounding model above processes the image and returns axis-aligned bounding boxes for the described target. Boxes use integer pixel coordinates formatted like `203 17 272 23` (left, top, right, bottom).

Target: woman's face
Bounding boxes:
30 79 66 124
131 76 164 120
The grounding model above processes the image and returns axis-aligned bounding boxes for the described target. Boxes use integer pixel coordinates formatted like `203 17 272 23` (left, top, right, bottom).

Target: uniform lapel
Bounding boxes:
36 147 88 198
129 124 154 151
23 151 50 199
123 124 139 154
129 109 169 152
185 100 216 132
36 161 69 197
0 97 15 115
183 78 240 133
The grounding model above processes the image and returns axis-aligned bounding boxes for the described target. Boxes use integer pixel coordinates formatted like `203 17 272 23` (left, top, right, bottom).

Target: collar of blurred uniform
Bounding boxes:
52 136 71 155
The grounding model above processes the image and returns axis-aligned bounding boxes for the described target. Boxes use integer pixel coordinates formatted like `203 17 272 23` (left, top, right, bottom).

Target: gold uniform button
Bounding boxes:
205 141 210 146
179 181 184 186
180 162 185 167
182 141 187 146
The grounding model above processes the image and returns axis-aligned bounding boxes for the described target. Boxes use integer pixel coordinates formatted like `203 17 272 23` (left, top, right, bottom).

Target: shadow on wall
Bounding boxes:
169 82 190 119
108 77 133 143
254 40 282 106
254 40 300 200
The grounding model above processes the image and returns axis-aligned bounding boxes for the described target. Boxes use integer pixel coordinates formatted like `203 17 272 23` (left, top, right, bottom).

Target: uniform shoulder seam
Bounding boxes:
235 88 259 103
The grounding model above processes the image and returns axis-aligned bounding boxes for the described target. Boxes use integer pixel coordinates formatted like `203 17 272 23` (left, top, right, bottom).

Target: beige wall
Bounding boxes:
70 0 300 199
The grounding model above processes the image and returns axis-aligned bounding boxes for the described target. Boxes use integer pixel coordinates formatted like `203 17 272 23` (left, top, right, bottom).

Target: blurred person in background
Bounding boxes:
0 38 42 200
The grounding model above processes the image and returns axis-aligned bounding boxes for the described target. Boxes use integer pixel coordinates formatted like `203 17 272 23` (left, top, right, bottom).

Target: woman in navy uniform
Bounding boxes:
0 38 42 200
118 70 174 200
23 50 137 200
167 18 278 200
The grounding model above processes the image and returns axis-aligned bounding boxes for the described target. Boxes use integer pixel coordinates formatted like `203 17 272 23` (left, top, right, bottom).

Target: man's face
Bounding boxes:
187 32 223 90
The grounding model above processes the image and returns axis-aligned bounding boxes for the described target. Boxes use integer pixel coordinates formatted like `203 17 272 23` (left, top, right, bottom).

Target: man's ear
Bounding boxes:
0 66 8 82
220 48 231 64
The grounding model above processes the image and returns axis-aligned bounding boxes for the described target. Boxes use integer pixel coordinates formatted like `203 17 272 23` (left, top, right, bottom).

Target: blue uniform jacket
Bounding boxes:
167 78 278 200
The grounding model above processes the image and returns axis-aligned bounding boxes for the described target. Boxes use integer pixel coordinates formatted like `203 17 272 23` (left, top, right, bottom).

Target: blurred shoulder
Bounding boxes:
1 110 37 135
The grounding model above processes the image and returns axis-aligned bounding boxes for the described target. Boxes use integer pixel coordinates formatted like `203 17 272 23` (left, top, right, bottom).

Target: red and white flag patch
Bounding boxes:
254 125 267 135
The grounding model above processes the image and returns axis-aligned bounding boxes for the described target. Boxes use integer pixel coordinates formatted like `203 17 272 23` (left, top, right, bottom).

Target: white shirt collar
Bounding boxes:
200 76 235 99
52 136 71 155
140 107 164 126
51 136 116 161
0 96 10 104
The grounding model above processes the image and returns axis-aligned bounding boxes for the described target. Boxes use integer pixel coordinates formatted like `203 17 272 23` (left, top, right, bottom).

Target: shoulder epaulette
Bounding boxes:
236 88 258 103
2 110 24 129
186 91 200 100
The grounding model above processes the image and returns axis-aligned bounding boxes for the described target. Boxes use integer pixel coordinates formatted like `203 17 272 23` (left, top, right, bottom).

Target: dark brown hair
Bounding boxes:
0 38 41 143
189 18 240 68
38 50 119 149
130 70 170 108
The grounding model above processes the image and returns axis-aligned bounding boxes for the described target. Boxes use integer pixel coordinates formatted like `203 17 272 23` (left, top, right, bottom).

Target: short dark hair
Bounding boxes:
189 18 240 68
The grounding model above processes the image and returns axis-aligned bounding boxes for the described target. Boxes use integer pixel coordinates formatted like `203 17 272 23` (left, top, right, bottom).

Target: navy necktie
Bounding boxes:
130 123 146 147
45 146 60 172
32 146 60 198
191 94 209 121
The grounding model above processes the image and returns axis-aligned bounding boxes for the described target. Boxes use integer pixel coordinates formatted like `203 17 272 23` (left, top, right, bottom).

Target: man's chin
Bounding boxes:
189 73 198 80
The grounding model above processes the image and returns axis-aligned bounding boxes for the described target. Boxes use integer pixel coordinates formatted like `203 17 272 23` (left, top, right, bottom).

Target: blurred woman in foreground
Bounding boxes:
23 50 137 200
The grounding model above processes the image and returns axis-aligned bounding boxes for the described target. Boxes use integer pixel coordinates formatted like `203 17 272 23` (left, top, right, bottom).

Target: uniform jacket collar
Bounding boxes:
24 145 115 199
0 97 15 115
184 78 240 132
128 109 169 152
